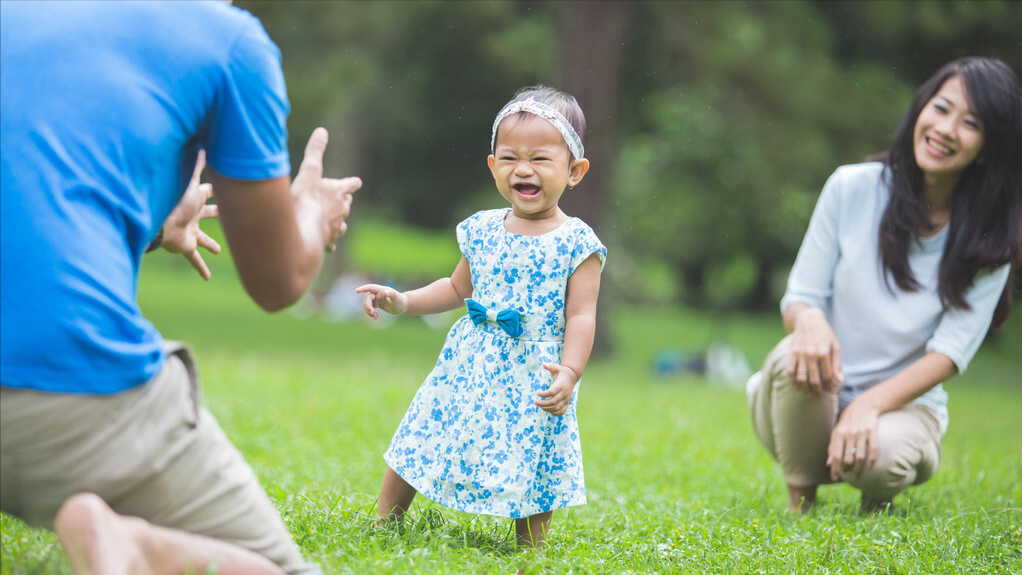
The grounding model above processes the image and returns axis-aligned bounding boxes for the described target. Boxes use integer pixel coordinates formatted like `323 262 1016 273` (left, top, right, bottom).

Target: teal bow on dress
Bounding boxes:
465 298 524 338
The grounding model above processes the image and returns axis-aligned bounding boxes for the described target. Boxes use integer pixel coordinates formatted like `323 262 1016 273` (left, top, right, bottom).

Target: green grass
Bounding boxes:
3 246 1021 574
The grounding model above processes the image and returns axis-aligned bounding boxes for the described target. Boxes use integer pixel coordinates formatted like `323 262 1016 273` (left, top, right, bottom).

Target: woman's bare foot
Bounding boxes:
786 484 818 513
55 492 284 575
860 494 895 514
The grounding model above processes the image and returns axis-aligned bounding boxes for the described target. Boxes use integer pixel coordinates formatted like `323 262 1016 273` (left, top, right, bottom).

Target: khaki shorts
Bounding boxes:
0 342 315 574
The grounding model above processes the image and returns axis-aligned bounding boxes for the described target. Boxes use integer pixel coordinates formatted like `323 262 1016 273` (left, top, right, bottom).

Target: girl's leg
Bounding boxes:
376 466 417 521
515 511 553 548
748 336 839 512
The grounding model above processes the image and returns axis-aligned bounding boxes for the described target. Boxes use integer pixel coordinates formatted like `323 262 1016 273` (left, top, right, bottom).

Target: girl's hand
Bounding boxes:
536 363 579 416
788 306 844 396
826 396 879 480
355 284 408 318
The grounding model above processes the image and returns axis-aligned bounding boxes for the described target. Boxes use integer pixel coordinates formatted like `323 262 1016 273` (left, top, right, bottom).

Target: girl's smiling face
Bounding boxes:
488 114 588 221
913 75 985 190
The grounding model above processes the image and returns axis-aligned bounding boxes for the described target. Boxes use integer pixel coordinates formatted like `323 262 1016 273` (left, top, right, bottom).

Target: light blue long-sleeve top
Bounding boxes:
781 162 1010 433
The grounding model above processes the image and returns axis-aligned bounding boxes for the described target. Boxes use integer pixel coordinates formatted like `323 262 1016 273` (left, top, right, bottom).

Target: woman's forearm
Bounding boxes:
854 352 956 414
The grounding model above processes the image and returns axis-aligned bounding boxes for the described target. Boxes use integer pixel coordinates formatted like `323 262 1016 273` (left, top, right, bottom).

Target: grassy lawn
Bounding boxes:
3 234 1021 574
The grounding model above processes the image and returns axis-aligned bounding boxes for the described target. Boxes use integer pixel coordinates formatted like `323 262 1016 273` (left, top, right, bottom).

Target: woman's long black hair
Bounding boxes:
874 57 1022 329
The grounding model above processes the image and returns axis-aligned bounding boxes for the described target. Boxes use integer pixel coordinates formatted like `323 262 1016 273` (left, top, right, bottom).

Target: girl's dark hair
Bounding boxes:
873 57 1022 329
496 85 587 159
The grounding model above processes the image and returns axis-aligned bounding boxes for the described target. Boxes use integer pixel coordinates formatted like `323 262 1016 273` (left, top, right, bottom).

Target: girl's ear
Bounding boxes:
568 158 590 188
487 154 496 173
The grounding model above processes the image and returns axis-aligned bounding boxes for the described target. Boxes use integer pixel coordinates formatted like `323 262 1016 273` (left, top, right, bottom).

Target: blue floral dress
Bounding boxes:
384 208 607 518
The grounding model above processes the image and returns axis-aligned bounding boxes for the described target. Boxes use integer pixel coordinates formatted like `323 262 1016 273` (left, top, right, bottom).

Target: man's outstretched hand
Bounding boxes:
160 150 221 280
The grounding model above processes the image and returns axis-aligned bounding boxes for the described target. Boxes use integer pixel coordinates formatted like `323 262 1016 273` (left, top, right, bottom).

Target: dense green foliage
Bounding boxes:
238 0 1022 309
4 3 1021 571
3 230 1020 574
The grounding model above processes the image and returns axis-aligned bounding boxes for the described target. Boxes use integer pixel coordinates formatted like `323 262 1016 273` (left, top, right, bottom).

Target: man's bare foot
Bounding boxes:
786 484 818 514
55 492 284 575
56 493 149 575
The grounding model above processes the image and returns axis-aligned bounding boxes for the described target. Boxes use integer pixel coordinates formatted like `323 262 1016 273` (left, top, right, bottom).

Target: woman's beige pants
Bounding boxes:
748 336 943 500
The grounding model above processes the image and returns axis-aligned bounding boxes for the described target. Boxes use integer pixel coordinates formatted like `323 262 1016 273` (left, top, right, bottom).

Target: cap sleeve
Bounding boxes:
926 263 1010 373
569 220 607 276
456 211 481 258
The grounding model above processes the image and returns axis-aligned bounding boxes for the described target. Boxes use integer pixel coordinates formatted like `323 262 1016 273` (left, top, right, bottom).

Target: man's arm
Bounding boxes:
210 128 361 312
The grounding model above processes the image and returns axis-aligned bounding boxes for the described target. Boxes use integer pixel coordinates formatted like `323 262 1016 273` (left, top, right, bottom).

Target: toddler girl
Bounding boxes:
357 85 606 548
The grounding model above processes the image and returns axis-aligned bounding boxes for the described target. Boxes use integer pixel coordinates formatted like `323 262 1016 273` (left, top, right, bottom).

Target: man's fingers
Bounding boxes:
298 127 329 180
191 150 206 183
334 176 363 195
185 251 211 281
196 231 221 254
196 182 214 202
199 204 218 221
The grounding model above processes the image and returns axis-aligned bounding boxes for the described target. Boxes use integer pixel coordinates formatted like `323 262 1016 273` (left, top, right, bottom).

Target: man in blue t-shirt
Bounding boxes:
0 2 360 573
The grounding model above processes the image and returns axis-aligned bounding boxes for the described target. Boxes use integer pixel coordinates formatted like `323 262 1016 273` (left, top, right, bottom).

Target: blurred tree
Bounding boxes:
236 0 1021 316
555 0 633 353
612 1 911 310
814 0 1022 84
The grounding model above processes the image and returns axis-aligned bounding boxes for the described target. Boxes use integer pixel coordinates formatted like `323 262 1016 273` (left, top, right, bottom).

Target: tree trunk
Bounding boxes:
557 1 631 357
745 257 776 311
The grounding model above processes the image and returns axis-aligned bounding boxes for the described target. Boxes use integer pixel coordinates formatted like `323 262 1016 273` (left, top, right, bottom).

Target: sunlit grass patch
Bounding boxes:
3 249 1020 574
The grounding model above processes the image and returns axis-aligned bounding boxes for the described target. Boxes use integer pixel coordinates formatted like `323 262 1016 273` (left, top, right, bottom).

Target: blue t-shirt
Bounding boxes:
0 1 291 394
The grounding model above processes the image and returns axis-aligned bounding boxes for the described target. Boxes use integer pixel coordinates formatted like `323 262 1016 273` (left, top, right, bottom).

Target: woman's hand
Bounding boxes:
355 284 408 318
536 364 578 416
824 352 955 481
787 305 844 396
826 396 880 480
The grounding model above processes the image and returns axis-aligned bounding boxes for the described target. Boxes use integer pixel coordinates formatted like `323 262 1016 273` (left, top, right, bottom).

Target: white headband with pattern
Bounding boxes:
490 98 585 159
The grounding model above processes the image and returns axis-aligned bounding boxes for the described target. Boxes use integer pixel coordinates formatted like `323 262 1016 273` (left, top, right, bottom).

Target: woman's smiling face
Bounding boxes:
913 75 985 189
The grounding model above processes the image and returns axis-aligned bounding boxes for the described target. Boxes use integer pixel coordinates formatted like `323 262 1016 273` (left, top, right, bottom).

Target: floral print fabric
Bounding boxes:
384 208 607 518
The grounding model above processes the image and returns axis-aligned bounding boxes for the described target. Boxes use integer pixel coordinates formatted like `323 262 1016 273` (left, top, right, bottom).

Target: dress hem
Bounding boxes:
384 455 587 519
